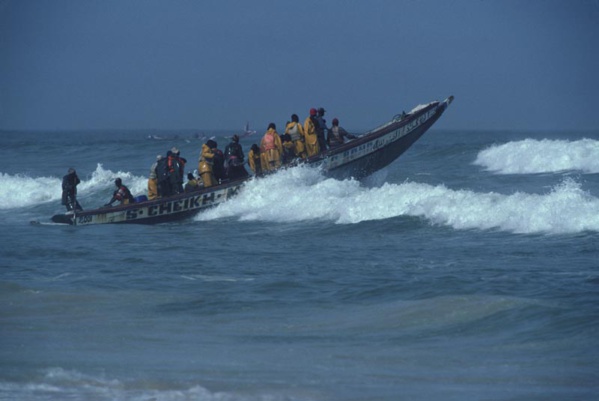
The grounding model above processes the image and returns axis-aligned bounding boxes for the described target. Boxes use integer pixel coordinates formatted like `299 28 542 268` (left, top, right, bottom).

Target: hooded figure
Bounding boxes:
248 144 264 177
156 153 170 197
224 134 249 180
303 108 320 157
284 114 306 159
61 168 83 212
148 155 161 200
198 140 217 188
260 123 283 171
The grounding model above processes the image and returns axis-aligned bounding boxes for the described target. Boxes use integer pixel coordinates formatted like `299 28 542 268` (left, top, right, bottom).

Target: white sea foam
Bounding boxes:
0 367 287 401
474 138 599 174
0 164 148 210
197 167 599 234
4 160 599 234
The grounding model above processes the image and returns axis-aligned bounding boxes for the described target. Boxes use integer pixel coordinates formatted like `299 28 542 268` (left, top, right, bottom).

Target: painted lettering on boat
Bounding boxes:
328 106 437 169
125 185 242 220
77 215 93 224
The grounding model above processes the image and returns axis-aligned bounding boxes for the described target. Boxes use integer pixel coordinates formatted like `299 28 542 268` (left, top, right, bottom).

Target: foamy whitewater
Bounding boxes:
1 129 598 400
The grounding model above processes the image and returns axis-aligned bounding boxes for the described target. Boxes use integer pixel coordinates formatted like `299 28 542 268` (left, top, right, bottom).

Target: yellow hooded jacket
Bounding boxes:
260 128 283 171
303 116 320 157
285 121 306 158
198 143 216 187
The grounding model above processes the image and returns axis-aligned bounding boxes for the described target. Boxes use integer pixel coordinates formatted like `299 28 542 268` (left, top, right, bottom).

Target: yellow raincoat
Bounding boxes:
285 121 306 159
260 128 283 171
303 116 320 157
248 148 264 176
198 143 216 188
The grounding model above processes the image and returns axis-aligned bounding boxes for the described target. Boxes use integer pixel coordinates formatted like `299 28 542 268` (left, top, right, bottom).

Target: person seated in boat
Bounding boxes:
284 114 306 159
105 178 134 206
280 133 295 165
248 144 264 177
260 122 283 172
327 118 356 148
61 167 83 212
184 172 201 192
224 134 249 180
303 108 320 157
198 139 217 188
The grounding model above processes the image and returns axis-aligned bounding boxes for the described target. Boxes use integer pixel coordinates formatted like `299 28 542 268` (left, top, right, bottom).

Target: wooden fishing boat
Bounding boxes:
49 96 453 225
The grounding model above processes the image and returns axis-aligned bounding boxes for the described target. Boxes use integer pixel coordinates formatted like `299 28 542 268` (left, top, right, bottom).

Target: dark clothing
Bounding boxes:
316 115 328 152
167 155 183 194
61 172 83 212
213 149 227 182
224 141 249 179
156 157 170 197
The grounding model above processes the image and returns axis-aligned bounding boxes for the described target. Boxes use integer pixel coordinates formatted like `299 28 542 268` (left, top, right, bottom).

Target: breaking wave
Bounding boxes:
0 164 148 210
474 138 599 174
197 167 599 235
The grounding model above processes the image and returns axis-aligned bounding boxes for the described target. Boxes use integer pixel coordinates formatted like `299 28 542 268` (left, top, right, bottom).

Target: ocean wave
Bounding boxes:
474 138 599 174
0 164 148 210
197 168 599 235
0 367 293 401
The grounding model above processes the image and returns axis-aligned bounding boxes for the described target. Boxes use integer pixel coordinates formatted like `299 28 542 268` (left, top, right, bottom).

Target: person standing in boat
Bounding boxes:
212 142 227 183
260 122 283 172
198 139 217 188
167 147 185 194
303 108 320 157
156 153 171 197
224 134 249 180
61 167 83 212
248 144 264 177
327 118 357 148
105 178 134 206
147 155 161 200
315 107 329 153
284 114 306 159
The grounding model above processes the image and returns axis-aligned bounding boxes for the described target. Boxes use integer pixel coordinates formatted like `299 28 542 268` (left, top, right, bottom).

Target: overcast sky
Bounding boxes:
1 0 598 132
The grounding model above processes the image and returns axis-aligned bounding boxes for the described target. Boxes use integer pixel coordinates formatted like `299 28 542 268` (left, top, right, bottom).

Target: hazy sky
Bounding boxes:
1 0 598 131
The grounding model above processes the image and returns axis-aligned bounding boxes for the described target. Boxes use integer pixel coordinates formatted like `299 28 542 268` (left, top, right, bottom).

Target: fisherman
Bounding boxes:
105 178 134 206
316 107 329 153
303 108 320 157
184 172 200 192
224 134 249 180
198 139 217 188
260 122 283 172
248 144 264 177
280 133 295 165
61 167 83 212
212 142 227 183
327 118 357 148
167 147 185 194
148 155 161 200
284 114 306 159
156 152 171 197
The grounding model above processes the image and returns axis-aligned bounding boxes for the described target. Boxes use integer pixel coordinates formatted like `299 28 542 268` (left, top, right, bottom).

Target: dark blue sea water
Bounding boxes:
1 126 598 401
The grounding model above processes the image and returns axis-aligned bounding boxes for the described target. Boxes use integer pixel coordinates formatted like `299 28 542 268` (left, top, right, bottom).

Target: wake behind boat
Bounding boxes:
49 96 453 226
